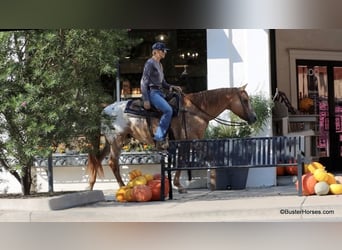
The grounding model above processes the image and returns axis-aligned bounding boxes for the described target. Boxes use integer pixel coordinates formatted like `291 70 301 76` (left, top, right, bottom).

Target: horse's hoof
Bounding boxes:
178 188 188 194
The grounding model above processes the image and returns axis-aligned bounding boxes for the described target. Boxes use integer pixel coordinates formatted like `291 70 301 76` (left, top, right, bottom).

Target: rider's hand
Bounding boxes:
170 85 182 93
143 101 151 110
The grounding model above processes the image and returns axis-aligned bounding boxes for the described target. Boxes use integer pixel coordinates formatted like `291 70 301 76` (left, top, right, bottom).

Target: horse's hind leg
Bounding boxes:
173 170 187 193
108 143 125 187
109 156 125 187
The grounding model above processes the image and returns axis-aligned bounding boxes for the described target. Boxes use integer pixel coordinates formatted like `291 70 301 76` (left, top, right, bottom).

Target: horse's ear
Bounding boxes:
239 83 248 90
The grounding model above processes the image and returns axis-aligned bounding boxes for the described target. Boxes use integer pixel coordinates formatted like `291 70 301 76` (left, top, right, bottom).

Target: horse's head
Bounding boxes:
229 84 257 125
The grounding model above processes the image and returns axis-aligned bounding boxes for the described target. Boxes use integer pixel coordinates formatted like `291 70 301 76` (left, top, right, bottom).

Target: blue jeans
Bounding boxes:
149 89 173 141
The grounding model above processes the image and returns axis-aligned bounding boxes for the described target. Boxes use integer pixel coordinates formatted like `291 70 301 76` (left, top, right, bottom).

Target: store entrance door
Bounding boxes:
297 60 342 172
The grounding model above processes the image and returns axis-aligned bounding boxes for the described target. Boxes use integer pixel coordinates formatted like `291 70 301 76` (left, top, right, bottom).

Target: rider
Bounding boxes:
140 42 182 150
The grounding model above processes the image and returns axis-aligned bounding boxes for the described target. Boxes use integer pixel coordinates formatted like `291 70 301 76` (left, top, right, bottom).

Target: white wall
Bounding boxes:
207 29 275 187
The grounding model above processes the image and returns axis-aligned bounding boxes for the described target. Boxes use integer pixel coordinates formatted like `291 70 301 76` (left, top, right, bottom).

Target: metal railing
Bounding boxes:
161 136 305 200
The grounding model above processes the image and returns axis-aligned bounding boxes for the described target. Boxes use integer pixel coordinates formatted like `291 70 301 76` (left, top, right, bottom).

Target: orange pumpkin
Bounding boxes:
132 185 152 202
276 166 285 176
295 173 317 196
147 178 170 201
285 165 298 175
153 173 162 180
285 160 298 175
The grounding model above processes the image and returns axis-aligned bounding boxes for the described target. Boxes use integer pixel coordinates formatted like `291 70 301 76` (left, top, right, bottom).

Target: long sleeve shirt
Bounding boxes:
140 58 171 102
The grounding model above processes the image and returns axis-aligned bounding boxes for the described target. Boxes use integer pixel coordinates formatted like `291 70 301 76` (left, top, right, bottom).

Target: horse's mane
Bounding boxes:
185 87 238 109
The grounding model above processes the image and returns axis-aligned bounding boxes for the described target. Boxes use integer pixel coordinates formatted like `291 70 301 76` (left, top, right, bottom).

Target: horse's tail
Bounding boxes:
86 140 110 180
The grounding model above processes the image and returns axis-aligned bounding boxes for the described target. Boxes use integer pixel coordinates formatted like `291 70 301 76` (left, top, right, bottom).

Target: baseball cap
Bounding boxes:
152 42 170 51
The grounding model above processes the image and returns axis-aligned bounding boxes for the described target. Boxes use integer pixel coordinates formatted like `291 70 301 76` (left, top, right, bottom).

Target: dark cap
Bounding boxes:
152 42 170 51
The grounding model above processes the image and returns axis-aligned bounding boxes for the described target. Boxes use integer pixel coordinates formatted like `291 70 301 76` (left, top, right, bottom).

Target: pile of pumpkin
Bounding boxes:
115 169 169 202
295 161 342 196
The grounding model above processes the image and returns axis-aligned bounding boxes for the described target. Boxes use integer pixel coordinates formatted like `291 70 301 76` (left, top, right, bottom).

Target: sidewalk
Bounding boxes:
1 185 341 222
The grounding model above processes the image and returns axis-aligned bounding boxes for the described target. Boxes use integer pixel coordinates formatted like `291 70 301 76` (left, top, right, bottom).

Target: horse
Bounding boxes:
86 84 257 193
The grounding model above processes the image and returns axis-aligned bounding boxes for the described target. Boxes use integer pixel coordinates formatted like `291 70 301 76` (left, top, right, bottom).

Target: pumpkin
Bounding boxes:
132 176 147 186
284 159 298 175
295 173 317 196
313 168 329 182
153 173 162 180
132 185 152 202
127 180 134 188
276 166 285 176
299 97 314 112
314 181 330 195
147 178 170 201
329 184 342 195
124 188 135 202
285 165 298 175
129 169 142 180
326 173 337 185
116 186 129 202
144 174 154 182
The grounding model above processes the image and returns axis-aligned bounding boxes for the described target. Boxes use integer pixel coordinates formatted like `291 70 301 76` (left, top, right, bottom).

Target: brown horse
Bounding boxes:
86 84 257 193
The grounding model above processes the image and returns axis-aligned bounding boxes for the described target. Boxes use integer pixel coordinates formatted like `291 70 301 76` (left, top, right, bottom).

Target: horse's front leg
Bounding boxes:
173 170 187 193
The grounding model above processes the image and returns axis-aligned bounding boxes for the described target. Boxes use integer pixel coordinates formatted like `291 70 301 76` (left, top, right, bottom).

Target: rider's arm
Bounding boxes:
140 62 152 102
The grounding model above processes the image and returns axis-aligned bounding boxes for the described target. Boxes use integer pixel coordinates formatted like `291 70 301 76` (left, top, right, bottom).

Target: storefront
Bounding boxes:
275 30 342 172
116 29 208 99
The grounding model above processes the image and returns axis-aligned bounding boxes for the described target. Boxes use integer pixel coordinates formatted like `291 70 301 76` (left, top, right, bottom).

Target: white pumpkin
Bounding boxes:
314 181 330 195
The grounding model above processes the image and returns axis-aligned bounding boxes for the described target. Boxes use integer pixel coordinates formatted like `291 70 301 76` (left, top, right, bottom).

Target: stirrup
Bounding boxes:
155 140 169 151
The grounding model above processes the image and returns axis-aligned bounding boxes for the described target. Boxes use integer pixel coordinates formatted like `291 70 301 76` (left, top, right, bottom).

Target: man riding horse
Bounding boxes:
140 42 182 150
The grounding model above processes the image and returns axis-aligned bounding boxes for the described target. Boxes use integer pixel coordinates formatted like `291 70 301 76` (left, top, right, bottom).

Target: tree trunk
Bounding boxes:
21 165 32 195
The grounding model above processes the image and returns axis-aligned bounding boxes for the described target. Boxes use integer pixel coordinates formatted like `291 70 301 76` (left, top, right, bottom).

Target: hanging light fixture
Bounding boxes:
179 50 199 60
155 33 168 42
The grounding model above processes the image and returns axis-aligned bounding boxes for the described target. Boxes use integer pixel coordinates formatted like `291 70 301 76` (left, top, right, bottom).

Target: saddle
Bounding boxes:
124 93 181 118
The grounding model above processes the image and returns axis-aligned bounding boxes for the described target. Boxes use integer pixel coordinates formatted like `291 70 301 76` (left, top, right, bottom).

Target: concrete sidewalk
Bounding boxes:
1 185 341 222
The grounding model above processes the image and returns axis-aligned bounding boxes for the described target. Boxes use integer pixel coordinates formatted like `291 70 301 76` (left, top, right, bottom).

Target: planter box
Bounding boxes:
210 139 255 190
214 168 249 190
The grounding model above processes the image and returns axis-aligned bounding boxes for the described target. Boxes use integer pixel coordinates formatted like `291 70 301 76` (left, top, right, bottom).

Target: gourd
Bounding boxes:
116 186 129 202
326 173 337 185
132 176 147 186
129 169 142 180
313 168 329 182
329 184 342 195
307 161 325 174
132 184 152 202
144 174 154 182
314 181 330 195
124 188 135 202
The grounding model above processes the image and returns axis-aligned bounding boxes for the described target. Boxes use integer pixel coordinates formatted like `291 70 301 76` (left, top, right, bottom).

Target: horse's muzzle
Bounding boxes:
248 112 257 124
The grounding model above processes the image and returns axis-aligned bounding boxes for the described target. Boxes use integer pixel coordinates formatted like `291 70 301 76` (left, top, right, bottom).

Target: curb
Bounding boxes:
0 190 105 211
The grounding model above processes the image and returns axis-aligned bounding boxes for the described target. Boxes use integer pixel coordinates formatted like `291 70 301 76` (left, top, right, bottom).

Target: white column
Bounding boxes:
207 29 275 187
